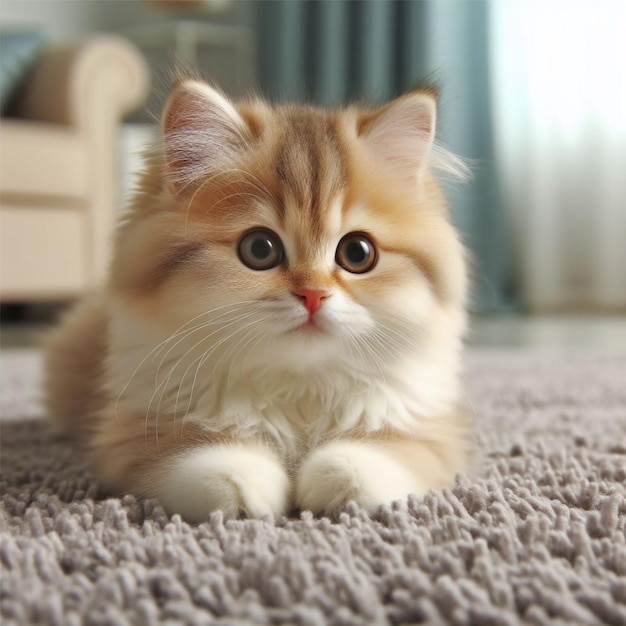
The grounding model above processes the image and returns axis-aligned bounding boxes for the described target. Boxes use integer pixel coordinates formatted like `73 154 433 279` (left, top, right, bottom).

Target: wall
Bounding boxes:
1 0 256 115
0 1 243 40
0 0 103 40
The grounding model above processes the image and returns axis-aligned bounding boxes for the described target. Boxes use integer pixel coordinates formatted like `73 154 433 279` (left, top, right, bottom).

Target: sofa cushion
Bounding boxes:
0 121 88 202
0 205 86 300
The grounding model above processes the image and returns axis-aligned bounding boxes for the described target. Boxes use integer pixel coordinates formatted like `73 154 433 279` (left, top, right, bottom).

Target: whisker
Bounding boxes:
153 308 258 385
351 334 385 386
367 330 400 362
222 167 277 205
148 335 216 451
167 311 269 429
151 300 258 360
114 301 258 420
175 314 270 429
224 316 271 392
181 166 277 229
169 313 265 425
372 317 423 353
182 170 227 233
203 313 270 378
370 326 414 356
150 310 260 425
209 191 270 212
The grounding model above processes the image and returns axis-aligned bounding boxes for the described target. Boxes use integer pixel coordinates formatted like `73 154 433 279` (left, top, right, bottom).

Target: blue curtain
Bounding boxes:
255 0 512 312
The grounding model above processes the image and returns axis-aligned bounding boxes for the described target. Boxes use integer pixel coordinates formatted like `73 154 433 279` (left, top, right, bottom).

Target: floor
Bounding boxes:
468 314 626 351
2 315 626 352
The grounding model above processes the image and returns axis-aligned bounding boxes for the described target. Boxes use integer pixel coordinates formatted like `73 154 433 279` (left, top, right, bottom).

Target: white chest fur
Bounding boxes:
107 303 462 458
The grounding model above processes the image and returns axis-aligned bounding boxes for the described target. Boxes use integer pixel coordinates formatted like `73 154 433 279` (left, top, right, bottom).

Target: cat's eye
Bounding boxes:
335 232 378 274
237 228 285 270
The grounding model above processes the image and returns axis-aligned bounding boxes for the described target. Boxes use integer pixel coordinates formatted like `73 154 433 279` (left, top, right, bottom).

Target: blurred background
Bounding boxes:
1 0 625 350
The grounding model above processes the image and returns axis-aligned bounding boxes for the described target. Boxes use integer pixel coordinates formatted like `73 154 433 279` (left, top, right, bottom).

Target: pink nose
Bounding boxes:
294 289 330 315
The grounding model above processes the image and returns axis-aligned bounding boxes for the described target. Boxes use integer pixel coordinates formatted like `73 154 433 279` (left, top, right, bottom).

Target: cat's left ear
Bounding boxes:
360 91 436 182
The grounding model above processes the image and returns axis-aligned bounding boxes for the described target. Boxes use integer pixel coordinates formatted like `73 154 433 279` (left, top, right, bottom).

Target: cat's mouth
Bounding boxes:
290 315 327 334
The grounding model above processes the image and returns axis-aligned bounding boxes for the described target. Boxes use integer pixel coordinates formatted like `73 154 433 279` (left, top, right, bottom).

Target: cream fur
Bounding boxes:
158 445 290 523
45 80 472 522
296 442 421 516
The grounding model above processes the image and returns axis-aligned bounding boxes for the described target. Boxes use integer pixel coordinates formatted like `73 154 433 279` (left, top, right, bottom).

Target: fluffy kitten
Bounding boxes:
44 79 471 522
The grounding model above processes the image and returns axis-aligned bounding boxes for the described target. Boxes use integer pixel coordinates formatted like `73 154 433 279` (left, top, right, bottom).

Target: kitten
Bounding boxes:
44 79 472 522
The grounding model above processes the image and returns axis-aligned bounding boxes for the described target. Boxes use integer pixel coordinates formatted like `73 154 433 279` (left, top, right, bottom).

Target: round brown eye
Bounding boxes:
237 228 285 270
335 232 378 274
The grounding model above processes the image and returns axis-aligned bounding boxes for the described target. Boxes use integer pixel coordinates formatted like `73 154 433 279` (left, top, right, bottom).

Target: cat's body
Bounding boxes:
45 80 472 522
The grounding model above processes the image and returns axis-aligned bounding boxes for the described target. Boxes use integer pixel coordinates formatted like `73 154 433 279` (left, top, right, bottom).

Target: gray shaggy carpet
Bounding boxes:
1 348 625 625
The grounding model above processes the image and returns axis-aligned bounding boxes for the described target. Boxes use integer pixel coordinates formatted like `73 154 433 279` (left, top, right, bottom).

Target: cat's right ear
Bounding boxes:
161 80 249 193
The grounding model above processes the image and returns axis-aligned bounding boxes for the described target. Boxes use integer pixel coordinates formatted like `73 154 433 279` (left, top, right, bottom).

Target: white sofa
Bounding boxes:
0 36 149 302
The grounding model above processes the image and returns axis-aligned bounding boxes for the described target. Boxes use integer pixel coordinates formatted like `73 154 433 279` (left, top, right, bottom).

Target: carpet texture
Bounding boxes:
1 349 625 625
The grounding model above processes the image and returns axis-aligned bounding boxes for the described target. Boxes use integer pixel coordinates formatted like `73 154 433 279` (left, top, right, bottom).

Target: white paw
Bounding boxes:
296 442 421 517
159 445 290 522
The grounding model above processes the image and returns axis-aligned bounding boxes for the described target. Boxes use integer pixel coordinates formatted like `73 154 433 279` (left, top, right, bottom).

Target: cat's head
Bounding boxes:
111 80 469 371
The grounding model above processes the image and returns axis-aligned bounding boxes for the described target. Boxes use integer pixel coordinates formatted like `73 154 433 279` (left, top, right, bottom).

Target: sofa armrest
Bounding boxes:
9 36 150 284
11 35 149 131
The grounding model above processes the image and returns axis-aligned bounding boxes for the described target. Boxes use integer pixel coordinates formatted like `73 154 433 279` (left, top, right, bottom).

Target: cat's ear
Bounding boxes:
162 80 249 193
360 91 436 183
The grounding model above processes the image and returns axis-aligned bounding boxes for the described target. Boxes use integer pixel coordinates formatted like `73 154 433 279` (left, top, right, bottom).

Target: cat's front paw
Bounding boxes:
296 442 420 517
159 445 290 522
